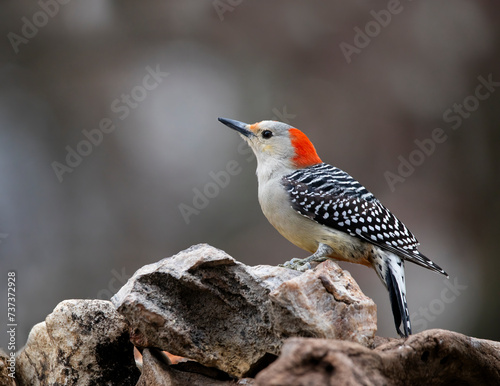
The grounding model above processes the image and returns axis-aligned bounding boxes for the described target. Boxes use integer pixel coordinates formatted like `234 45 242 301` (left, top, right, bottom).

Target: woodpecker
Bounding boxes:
218 117 448 338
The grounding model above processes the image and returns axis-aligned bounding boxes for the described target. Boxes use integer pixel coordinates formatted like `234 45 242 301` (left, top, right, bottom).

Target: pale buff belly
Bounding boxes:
258 182 373 267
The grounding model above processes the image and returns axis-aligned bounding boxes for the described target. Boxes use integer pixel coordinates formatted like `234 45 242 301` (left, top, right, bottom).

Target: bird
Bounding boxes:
218 117 448 337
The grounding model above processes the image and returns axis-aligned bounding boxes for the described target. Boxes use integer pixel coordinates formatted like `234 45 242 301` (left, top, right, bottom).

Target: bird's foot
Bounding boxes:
279 244 332 272
279 258 313 272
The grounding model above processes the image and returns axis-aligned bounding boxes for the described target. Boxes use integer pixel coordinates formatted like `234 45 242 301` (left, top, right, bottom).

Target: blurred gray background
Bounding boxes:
1 1 499 350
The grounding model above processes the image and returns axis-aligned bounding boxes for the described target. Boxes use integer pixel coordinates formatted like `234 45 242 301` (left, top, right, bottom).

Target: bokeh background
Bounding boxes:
1 1 499 350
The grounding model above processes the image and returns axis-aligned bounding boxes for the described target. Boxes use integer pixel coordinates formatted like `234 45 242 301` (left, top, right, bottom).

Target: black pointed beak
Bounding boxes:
218 117 255 138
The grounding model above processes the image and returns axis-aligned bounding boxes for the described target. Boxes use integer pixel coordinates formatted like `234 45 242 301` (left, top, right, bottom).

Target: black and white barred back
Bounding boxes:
282 163 447 276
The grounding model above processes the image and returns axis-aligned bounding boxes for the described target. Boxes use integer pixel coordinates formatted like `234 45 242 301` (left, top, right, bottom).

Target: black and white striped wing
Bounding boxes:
282 163 447 275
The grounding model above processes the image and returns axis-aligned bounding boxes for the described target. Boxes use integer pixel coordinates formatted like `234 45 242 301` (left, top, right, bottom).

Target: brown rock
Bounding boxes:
137 348 254 385
16 299 140 385
267 260 376 345
0 349 16 386
255 329 500 385
112 244 376 377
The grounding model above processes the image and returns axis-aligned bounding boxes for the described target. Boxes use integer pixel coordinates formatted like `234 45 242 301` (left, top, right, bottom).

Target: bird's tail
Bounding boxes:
373 251 411 337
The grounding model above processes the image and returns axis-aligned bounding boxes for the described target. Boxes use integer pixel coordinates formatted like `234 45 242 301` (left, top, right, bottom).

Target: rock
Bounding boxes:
16 299 140 385
0 349 16 386
137 348 255 385
112 243 376 377
254 329 500 385
265 260 376 344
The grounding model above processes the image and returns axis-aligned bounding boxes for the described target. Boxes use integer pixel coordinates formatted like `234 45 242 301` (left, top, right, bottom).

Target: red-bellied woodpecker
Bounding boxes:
218 117 448 337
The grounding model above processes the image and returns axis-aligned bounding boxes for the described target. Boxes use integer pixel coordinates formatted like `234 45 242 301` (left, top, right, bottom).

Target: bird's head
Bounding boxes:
218 118 322 171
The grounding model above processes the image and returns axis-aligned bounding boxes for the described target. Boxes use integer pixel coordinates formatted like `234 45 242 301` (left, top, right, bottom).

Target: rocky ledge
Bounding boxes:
6 244 500 385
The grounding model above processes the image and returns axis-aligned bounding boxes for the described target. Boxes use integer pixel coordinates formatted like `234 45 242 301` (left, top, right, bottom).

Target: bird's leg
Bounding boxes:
280 243 333 272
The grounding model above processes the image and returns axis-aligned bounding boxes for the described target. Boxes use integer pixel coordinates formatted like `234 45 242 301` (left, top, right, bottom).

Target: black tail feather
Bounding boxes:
386 270 411 337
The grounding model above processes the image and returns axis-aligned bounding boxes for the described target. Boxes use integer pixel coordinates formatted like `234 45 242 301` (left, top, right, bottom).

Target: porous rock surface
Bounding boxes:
254 329 500 386
136 348 255 385
111 243 377 377
10 245 500 385
16 299 140 385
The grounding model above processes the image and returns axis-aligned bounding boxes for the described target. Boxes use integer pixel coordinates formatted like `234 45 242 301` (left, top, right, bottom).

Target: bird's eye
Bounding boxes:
262 130 273 139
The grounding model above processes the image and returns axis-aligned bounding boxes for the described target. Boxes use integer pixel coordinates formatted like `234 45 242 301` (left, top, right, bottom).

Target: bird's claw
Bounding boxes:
279 258 312 272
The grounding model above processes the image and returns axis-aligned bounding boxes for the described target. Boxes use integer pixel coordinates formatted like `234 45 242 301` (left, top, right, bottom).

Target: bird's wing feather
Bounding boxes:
282 163 447 275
